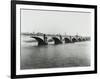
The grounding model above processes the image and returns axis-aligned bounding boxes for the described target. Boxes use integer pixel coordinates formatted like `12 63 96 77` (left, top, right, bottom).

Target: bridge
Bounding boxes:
31 34 90 46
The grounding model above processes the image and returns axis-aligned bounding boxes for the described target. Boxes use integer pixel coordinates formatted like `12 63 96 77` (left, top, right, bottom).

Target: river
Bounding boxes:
21 35 91 69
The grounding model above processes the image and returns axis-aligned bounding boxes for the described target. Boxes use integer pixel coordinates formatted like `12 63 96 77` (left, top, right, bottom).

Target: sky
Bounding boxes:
21 9 91 36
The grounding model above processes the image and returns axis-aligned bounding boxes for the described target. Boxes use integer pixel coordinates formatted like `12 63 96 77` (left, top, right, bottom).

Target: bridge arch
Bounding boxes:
31 37 48 46
52 37 62 44
78 38 82 42
72 38 77 42
64 38 72 43
82 38 86 41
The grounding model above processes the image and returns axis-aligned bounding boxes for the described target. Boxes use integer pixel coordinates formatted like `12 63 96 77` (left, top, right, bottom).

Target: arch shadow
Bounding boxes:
64 38 72 43
31 37 48 46
78 38 82 42
72 38 77 42
52 37 62 44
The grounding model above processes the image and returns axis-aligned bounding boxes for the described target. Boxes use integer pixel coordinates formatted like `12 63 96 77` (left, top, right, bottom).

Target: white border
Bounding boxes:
16 4 95 75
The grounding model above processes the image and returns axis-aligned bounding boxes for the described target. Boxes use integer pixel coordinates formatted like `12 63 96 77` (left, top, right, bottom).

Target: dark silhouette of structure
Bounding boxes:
31 33 90 46
52 37 62 44
64 38 72 43
31 34 48 46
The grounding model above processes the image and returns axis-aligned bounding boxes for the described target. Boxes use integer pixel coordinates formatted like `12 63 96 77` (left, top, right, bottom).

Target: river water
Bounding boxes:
21 35 91 69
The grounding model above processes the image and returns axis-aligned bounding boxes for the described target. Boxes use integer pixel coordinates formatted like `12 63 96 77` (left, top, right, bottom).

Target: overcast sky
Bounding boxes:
21 9 91 36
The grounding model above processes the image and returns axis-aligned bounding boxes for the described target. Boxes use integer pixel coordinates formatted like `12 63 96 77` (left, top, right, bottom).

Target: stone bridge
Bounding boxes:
31 34 90 46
